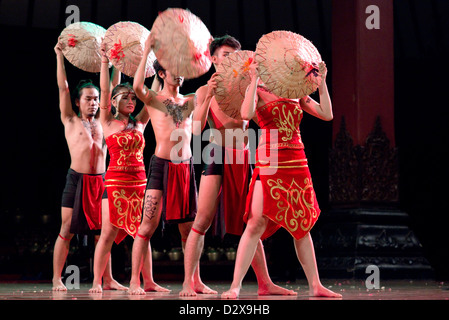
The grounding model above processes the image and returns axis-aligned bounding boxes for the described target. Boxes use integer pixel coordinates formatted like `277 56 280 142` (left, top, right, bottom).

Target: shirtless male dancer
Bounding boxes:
53 40 123 291
128 35 205 295
179 35 296 297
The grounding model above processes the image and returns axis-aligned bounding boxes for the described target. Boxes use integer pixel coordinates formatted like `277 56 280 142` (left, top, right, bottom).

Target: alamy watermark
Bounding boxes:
64 265 80 289
365 5 380 30
365 265 380 289
65 5 80 27
174 125 281 176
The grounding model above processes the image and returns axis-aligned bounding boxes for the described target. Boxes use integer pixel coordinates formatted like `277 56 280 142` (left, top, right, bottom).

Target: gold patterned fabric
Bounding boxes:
104 129 147 244
256 98 305 150
244 98 320 240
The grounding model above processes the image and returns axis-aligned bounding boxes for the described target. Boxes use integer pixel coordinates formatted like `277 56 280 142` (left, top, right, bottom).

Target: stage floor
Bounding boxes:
1 279 448 300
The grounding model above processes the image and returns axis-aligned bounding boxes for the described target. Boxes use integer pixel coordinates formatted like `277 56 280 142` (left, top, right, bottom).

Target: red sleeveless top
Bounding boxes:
256 98 305 150
105 129 146 172
104 129 147 244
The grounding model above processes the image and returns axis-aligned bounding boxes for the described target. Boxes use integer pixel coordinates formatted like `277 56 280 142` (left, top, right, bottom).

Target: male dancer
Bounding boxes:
179 35 296 297
53 40 124 291
128 35 204 295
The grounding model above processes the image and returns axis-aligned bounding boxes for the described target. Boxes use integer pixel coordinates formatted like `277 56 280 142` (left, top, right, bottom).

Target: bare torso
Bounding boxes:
148 93 195 161
208 99 249 150
64 116 106 174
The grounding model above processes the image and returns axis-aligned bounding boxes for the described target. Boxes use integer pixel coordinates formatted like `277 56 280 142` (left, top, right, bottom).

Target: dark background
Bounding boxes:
0 0 448 281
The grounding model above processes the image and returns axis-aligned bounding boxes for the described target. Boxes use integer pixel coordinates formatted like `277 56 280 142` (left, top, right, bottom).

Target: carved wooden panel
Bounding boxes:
329 116 399 205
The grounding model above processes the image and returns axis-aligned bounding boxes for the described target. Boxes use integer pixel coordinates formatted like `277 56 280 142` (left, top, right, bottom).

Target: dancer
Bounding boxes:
89 42 154 293
128 36 201 295
53 40 123 291
222 60 341 299
180 35 295 297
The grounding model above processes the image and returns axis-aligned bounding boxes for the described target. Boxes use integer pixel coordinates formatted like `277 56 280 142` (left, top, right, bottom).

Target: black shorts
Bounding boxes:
146 155 166 190
202 144 256 177
61 168 104 235
144 155 197 224
202 145 225 176
61 169 105 207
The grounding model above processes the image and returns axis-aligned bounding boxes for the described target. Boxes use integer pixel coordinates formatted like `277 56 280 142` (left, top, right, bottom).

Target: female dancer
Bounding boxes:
89 44 163 293
222 61 341 299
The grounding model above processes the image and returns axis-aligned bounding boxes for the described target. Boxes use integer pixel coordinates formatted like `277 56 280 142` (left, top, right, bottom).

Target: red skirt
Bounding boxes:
244 148 320 240
105 169 147 244
222 147 251 236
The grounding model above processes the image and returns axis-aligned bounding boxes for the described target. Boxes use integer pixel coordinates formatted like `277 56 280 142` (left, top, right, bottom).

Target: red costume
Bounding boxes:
244 97 321 240
222 147 251 235
62 169 104 234
104 128 147 244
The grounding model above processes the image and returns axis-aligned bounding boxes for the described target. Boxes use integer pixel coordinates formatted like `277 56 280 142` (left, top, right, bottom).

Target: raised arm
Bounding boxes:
99 41 114 125
55 40 76 122
136 74 161 124
133 34 157 106
241 61 259 120
150 75 162 92
134 69 163 126
300 62 333 121
110 64 121 92
134 76 155 126
192 73 218 135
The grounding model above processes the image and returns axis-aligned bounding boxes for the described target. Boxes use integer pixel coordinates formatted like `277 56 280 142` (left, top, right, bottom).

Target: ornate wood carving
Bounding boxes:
329 116 399 205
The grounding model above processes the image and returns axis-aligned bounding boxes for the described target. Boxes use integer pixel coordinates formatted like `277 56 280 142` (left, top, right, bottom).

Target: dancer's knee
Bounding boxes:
191 219 210 235
98 224 119 244
59 222 73 241
246 215 268 236
137 218 157 239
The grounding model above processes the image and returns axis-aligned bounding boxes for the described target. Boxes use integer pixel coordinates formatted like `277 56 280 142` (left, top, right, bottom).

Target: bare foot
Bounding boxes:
52 278 67 291
129 282 146 295
258 282 297 296
193 279 217 295
89 283 103 294
103 279 128 291
179 283 197 297
221 287 240 299
194 283 217 295
144 282 171 293
311 284 342 298
180 282 218 297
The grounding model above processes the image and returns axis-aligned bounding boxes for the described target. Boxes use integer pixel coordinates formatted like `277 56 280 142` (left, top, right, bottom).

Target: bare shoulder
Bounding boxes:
185 93 197 110
184 92 196 99
62 113 80 126
63 116 84 139
147 94 167 112
195 85 208 96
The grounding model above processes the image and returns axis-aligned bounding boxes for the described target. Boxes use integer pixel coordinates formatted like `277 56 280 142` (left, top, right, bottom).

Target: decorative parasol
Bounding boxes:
103 21 156 78
150 8 212 79
214 50 255 120
59 21 106 73
255 30 322 99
